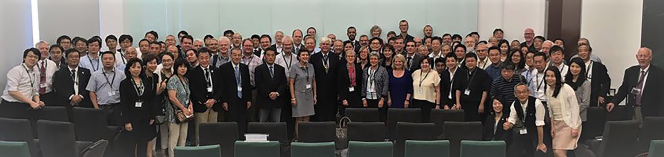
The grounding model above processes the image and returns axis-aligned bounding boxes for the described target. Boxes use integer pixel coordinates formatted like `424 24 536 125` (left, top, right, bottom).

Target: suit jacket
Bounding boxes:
119 77 156 128
440 68 465 108
482 113 509 141
337 63 363 107
309 52 340 102
402 53 423 71
219 62 252 105
346 40 361 53
290 44 306 55
52 66 92 108
254 64 287 109
186 65 222 112
611 65 664 117
588 61 611 107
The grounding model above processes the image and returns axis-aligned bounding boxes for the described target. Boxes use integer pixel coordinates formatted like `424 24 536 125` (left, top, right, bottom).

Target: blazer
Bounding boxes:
482 113 509 141
588 61 611 106
545 84 582 129
309 52 340 101
254 63 287 109
52 66 92 108
440 68 465 108
119 77 156 125
611 65 664 117
186 65 222 112
402 53 423 71
219 62 252 105
337 63 363 104
361 65 389 99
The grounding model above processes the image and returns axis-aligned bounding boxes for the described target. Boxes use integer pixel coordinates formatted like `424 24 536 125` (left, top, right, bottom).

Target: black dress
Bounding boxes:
119 76 156 157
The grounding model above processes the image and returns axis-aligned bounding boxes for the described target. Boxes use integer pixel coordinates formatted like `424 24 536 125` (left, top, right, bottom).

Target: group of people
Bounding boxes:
1 19 663 157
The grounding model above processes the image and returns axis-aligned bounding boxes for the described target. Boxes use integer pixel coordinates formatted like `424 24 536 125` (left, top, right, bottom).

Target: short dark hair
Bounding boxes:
533 52 547 60
181 35 193 43
260 34 272 43
87 37 102 46
444 52 456 60
119 34 133 43
550 45 564 54
442 33 451 38
49 45 64 53
251 34 260 40
65 48 79 57
493 28 504 35
431 36 443 44
105 35 117 43
24 48 41 60
198 47 212 57
452 34 462 40
465 52 478 60
501 62 515 71
204 35 215 41
142 53 158 66
347 26 356 31
160 52 174 60
223 30 234 36
178 30 188 37
434 57 445 64
488 46 500 54
383 44 395 53
173 58 190 72
264 47 276 55
534 36 545 41
101 51 116 59
454 44 466 52
56 35 71 45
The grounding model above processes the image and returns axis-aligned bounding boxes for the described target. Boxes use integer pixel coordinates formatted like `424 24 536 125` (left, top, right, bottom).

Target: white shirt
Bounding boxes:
478 57 491 70
531 67 548 102
241 54 262 86
554 63 569 82
447 68 457 99
585 61 593 83
638 65 650 94
200 65 214 89
114 50 128 66
275 52 297 78
2 64 40 102
508 99 546 126
68 66 83 100
37 59 58 93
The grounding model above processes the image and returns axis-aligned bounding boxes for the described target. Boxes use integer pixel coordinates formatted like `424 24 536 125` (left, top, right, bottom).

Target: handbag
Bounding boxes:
335 116 351 149
174 108 194 124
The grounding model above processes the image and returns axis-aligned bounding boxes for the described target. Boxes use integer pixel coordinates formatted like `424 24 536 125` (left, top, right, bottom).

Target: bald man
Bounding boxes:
520 28 536 51
607 47 664 124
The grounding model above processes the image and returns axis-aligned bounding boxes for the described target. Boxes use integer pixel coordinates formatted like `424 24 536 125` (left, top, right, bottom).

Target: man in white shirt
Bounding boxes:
0 48 45 119
35 41 58 106
276 36 298 78
504 83 547 157
549 46 568 81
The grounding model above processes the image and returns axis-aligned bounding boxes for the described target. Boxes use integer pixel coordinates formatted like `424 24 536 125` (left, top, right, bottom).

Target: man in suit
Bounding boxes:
53 49 92 121
607 47 664 124
186 47 222 144
255 48 287 122
270 31 284 53
346 26 360 49
291 29 306 54
440 53 463 109
220 48 252 138
309 37 339 122
403 41 423 71
577 44 611 107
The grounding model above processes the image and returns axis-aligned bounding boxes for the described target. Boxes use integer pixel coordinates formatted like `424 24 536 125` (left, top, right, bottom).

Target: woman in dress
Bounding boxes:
387 54 412 109
165 59 193 157
545 67 582 157
289 51 316 138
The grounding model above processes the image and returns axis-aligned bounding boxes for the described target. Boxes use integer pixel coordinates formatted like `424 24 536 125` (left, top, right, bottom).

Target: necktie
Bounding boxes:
269 66 274 78
71 69 76 81
235 66 242 98
636 70 646 105
323 54 329 72
39 61 46 94
407 57 413 70
205 68 212 88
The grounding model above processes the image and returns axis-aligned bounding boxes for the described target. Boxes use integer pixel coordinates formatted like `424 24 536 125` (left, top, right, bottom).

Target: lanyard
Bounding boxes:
419 70 431 87
22 64 35 90
243 56 254 67
536 67 548 91
177 76 190 96
102 70 116 89
88 55 100 71
282 54 293 70
586 61 593 79
131 78 144 96
368 67 378 89
465 69 478 88
301 65 310 83
119 50 126 64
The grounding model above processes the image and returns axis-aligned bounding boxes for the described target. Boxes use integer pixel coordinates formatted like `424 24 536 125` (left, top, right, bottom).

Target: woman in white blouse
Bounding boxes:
411 57 440 123
544 67 582 157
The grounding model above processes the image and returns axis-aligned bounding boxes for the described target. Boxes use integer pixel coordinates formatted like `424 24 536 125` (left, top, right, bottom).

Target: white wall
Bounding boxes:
0 0 35 91
99 0 124 48
478 0 547 42
580 0 643 90
37 0 100 44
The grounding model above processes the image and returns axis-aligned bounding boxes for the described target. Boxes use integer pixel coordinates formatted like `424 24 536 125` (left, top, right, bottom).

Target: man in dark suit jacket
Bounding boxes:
578 44 611 107
220 48 253 138
53 49 92 121
440 54 463 108
309 44 340 122
255 48 287 122
607 47 664 121
186 48 222 143
402 41 423 71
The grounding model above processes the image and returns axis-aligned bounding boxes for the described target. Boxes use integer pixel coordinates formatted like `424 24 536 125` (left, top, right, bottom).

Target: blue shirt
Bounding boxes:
485 62 502 81
86 68 125 105
80 54 101 72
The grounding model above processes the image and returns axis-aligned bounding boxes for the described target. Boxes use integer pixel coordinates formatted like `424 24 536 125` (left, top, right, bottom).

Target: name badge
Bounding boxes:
306 84 312 89
207 87 213 93
108 91 116 96
237 86 243 92
418 89 422 94
631 87 641 95
464 89 470 95
135 101 143 108
40 83 47 88
348 87 355 92
519 128 528 135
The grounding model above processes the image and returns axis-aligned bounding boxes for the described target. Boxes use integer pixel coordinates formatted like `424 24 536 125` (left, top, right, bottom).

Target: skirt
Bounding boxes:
552 120 581 150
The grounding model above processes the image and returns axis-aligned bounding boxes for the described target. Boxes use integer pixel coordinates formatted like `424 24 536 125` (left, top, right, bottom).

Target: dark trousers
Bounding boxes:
100 104 121 126
412 99 435 123
281 92 296 139
39 92 55 106
0 100 39 137
508 129 536 157
366 99 388 122
314 95 338 122
226 99 248 140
